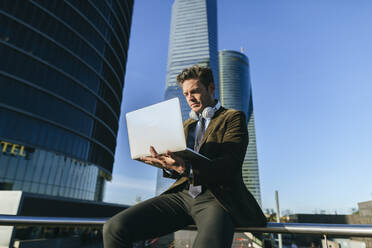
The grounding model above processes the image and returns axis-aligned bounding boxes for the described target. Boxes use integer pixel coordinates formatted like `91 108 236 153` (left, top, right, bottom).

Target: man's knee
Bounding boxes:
103 217 116 238
103 213 132 243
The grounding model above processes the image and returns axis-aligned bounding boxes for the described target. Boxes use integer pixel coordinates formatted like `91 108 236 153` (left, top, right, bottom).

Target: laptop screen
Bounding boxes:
126 98 187 159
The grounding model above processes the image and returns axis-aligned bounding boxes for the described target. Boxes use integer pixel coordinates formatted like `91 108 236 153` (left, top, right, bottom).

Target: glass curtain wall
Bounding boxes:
156 0 219 195
218 50 262 206
0 0 134 201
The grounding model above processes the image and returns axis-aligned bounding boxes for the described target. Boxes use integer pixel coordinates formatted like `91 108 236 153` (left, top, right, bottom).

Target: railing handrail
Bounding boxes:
0 215 107 227
1 215 372 237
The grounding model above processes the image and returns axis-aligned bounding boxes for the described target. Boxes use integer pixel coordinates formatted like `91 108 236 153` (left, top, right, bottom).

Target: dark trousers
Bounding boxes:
103 188 235 248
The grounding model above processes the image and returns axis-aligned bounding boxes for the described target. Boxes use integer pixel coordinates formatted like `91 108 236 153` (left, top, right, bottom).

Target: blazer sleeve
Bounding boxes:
162 163 191 179
162 168 179 179
191 110 248 185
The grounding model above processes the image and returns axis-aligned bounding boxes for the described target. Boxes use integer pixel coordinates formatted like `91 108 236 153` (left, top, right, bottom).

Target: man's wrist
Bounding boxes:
179 163 191 178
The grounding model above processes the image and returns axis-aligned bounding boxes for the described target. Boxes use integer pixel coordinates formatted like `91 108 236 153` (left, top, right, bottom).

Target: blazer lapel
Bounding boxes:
184 119 197 140
199 107 225 148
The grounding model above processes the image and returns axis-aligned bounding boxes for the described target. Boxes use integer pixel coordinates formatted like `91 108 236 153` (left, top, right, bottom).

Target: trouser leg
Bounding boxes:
103 192 193 248
191 190 235 248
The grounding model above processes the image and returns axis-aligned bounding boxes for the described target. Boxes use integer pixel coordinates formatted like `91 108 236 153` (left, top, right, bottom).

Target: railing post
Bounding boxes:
275 191 283 248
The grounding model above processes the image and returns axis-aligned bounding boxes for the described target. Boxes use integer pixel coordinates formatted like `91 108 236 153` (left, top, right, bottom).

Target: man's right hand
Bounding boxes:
140 146 186 174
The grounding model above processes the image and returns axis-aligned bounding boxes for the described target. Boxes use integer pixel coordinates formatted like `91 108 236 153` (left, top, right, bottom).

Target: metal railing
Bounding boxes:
1 214 372 238
0 214 106 227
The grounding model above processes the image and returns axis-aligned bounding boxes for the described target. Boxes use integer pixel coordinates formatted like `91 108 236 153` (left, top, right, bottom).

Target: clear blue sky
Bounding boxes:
104 0 372 214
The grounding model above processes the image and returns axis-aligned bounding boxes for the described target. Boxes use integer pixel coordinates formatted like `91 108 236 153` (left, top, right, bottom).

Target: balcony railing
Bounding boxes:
1 214 372 238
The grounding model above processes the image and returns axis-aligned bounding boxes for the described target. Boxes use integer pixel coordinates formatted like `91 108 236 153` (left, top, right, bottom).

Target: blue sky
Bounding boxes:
104 0 372 214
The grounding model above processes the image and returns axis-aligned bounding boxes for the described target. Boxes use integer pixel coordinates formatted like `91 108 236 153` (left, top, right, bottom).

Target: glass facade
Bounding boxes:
0 142 103 200
219 50 262 206
156 0 219 195
0 0 134 201
164 0 219 121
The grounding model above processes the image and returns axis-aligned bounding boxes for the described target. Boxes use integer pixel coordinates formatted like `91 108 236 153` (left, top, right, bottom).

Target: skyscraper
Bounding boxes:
219 50 262 206
156 0 219 195
0 0 134 201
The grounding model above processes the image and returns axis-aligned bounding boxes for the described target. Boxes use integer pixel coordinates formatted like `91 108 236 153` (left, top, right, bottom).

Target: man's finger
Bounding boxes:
166 150 184 165
161 156 176 165
166 150 177 160
150 146 158 157
166 152 176 162
142 156 164 166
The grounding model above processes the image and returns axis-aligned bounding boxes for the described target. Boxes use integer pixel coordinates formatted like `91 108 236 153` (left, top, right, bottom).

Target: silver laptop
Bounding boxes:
126 97 210 162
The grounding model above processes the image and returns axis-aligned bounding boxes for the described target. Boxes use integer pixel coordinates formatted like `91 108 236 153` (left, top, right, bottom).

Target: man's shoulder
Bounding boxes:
218 107 246 121
222 108 244 116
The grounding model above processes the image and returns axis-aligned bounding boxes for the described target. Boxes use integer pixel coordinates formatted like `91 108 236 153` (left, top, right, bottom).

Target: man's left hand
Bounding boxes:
140 146 186 174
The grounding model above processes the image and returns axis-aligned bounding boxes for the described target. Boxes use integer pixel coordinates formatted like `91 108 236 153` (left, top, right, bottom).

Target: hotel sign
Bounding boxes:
0 140 27 157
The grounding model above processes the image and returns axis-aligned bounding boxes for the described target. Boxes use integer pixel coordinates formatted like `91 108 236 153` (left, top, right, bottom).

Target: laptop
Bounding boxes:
126 97 210 162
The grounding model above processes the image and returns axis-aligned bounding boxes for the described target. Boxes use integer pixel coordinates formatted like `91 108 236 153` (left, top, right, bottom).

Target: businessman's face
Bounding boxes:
182 79 215 114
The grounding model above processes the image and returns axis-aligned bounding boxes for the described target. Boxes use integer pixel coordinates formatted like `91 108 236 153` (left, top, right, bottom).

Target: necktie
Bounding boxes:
188 117 205 198
194 117 205 152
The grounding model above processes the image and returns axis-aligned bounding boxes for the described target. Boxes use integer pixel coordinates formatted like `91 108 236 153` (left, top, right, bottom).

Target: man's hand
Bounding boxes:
140 146 186 174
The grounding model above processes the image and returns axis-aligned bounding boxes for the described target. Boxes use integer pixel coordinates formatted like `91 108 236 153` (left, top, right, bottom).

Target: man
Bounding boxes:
103 66 266 248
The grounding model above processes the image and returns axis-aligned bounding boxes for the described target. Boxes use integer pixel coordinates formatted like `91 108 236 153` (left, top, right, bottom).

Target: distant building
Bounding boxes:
358 200 372 220
286 214 361 248
287 214 351 224
0 1 134 201
156 0 219 195
350 200 372 248
218 50 262 206
287 204 372 248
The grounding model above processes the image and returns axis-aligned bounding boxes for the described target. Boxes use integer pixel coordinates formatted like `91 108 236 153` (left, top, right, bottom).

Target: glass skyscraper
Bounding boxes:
0 1 133 201
156 0 219 195
219 50 262 206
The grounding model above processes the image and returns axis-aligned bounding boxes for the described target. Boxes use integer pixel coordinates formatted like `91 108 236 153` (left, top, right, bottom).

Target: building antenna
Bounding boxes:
276 190 283 248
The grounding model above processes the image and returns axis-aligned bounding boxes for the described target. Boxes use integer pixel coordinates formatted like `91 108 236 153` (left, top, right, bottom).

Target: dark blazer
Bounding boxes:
162 107 267 227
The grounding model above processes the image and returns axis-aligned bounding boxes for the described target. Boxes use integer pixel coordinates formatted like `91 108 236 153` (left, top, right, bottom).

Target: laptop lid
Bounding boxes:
126 98 187 160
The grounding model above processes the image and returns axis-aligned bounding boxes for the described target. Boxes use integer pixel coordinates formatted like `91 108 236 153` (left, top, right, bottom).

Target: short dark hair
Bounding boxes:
176 65 214 89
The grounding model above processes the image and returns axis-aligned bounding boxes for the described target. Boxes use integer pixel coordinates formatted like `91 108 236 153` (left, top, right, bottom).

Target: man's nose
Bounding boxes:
186 94 194 102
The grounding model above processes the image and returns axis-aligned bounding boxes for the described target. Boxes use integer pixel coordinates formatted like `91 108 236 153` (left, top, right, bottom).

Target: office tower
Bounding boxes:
156 0 219 195
218 50 262 206
0 0 134 201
